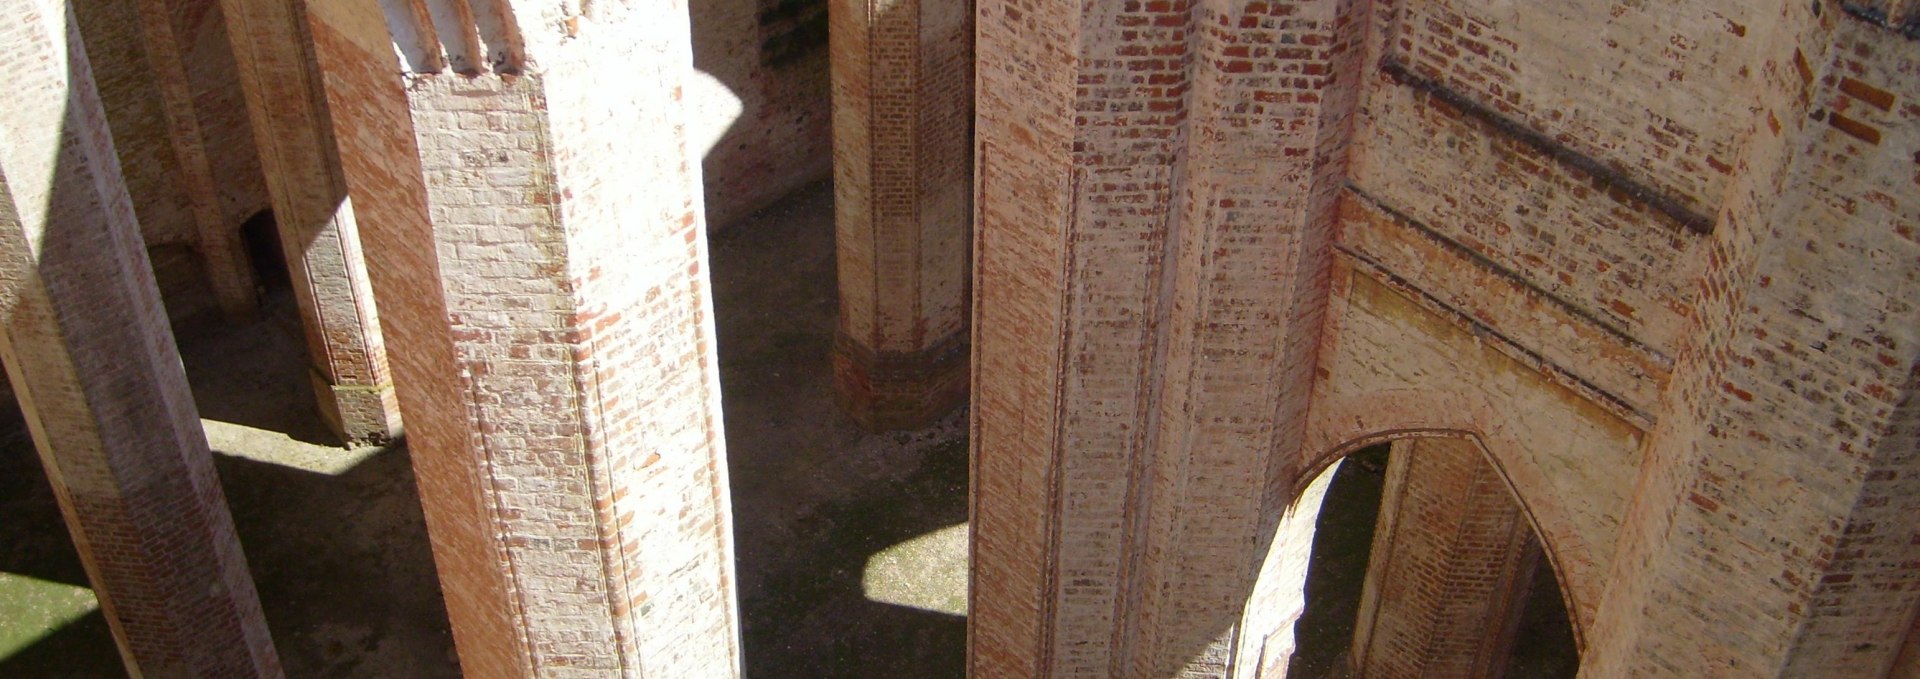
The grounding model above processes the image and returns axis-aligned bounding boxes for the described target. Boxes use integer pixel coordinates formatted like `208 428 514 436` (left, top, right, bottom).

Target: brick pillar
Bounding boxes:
1584 15 1920 677
218 0 400 444
1349 438 1541 679
126 0 260 317
827 0 972 430
318 0 742 674
0 4 280 677
69 0 260 318
970 0 1369 675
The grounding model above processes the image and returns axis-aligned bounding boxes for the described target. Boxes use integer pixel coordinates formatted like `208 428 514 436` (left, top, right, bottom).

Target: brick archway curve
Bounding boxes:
1297 387 1601 648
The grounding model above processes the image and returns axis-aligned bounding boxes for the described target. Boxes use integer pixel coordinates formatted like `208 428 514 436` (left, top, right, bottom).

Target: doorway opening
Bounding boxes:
1255 437 1580 678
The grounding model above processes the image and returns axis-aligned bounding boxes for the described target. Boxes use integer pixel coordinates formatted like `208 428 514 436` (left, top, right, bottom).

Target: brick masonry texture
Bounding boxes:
304 1 526 672
0 3 280 675
21 0 1920 675
1307 264 1640 637
333 0 743 674
972 0 1366 674
72 0 269 317
689 0 834 229
828 0 973 429
974 0 1920 677
1350 437 1541 679
127 0 264 316
219 0 402 445
1587 12 1920 677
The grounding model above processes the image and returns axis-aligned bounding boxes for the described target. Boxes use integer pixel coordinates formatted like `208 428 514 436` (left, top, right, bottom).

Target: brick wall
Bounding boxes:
175 0 269 230
1306 262 1643 638
1587 10 1920 675
72 0 266 296
689 0 833 228
1383 0 1755 214
1350 437 1541 679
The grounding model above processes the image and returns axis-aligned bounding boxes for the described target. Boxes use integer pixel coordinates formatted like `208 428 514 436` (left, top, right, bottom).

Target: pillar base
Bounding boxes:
832 330 968 431
310 369 401 446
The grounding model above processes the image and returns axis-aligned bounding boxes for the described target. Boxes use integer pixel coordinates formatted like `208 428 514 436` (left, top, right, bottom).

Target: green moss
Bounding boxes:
0 573 97 661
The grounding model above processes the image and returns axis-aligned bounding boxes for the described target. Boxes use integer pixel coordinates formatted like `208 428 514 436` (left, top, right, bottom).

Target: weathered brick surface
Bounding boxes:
175 0 270 235
32 0 1920 674
0 5 280 675
689 0 834 228
70 0 267 317
970 0 1920 676
70 0 196 247
1588 12 1920 677
303 4 528 675
973 0 1366 674
344 0 742 674
219 0 401 444
1230 460 1340 678
1350 437 1541 679
828 0 973 430
1129 1 1367 673
127 0 263 316
1349 58 1709 362
1334 193 1669 421
1382 0 1756 215
1306 262 1642 639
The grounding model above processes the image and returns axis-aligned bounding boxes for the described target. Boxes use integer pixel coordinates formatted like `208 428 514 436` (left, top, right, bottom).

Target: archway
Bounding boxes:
1238 432 1581 678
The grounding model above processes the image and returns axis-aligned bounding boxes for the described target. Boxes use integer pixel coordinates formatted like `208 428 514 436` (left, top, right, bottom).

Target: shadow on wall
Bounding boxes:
685 0 833 229
0 407 122 679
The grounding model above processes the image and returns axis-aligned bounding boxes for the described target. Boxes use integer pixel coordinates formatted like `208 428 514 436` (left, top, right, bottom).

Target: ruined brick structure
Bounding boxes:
1 0 1918 675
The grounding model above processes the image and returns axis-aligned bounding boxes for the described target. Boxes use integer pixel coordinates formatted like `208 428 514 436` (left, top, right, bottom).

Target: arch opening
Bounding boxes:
1244 434 1581 678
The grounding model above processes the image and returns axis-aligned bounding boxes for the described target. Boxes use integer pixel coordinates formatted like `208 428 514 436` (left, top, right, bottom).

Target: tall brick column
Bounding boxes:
125 0 260 317
1585 14 1920 677
218 0 401 444
314 0 742 674
69 0 261 319
970 0 1369 675
1348 437 1542 679
827 0 973 430
0 4 280 677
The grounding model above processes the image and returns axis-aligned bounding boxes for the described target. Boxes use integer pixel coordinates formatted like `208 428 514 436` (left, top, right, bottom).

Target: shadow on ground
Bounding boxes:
0 180 966 678
711 181 968 678
0 292 458 678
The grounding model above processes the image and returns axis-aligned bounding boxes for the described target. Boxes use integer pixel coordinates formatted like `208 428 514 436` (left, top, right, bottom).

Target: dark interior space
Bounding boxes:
240 210 290 293
1289 446 1391 678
